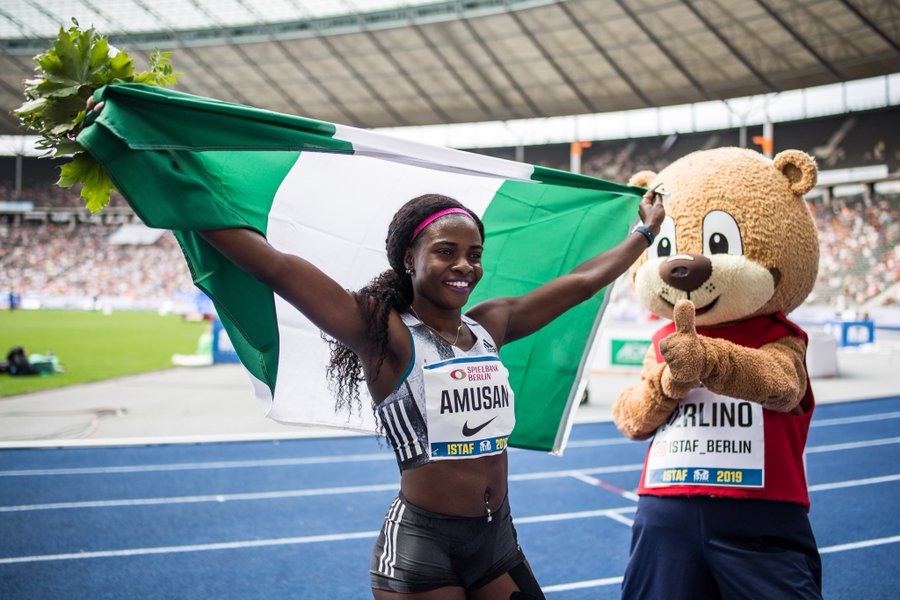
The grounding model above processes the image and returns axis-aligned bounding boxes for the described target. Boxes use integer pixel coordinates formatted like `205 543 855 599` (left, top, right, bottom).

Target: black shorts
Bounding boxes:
370 493 524 594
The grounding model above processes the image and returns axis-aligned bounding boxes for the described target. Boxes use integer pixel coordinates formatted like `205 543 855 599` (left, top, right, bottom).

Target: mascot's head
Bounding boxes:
629 147 820 327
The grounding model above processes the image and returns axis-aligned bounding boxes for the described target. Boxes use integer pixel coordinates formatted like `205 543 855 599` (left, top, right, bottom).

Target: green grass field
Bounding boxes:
0 310 208 397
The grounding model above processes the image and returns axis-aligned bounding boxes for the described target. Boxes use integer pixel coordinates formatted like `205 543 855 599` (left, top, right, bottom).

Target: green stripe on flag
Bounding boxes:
531 164 640 196
470 180 639 451
77 83 355 392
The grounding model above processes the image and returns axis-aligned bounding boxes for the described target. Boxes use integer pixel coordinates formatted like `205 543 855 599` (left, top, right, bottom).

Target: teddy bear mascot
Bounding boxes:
612 147 823 599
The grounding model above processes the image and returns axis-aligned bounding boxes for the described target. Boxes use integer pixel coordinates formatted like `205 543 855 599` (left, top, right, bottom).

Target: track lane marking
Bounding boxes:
543 576 623 593
811 410 900 427
808 473 900 492
0 506 637 565
541 535 900 594
2 412 897 477
805 436 900 453
569 471 640 501
3 465 897 513
819 534 900 554
0 465 645 512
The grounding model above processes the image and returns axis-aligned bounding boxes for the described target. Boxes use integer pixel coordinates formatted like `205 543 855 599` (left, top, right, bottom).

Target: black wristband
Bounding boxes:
632 225 655 246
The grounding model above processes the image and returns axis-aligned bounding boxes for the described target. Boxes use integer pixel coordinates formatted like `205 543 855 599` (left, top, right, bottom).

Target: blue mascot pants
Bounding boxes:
621 495 822 600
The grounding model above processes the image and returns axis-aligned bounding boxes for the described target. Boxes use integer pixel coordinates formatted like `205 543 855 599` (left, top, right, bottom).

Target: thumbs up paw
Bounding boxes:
661 365 699 399
659 300 706 384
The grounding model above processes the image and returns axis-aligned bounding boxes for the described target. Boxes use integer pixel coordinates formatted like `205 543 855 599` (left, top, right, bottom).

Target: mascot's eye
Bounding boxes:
657 238 672 257
709 233 728 253
702 210 743 256
649 216 677 260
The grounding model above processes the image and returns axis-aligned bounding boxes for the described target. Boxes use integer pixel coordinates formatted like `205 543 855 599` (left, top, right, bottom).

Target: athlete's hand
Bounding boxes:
86 96 104 114
637 183 665 237
659 300 705 385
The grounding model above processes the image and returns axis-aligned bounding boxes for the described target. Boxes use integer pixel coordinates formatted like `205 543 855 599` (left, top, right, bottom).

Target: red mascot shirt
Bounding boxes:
636 313 814 510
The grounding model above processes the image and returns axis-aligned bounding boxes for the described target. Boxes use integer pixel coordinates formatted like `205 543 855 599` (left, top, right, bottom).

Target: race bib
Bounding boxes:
423 356 515 460
645 387 764 488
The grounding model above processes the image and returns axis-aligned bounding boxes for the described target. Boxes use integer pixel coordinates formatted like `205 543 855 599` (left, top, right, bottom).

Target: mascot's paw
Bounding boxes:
659 300 708 383
661 366 698 399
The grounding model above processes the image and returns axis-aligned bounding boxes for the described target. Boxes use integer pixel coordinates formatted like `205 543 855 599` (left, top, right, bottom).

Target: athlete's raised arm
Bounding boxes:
468 187 665 347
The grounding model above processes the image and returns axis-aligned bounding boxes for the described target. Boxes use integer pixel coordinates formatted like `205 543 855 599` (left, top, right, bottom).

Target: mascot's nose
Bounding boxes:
659 254 712 292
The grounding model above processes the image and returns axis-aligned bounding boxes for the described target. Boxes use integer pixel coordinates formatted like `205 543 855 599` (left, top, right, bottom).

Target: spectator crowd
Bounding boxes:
808 196 900 310
1 217 194 311
4 104 899 317
2 185 897 316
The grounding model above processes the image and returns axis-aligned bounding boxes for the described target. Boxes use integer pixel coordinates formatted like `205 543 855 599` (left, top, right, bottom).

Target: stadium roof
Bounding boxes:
1 0 900 136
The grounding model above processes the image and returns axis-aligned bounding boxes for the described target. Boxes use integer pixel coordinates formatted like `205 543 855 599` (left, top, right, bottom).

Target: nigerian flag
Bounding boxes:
77 83 643 453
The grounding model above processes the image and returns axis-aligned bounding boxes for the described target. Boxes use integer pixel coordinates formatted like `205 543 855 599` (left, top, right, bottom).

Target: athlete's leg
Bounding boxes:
468 559 544 600
373 586 466 600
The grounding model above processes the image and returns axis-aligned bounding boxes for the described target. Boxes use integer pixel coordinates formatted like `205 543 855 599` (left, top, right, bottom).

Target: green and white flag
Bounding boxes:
78 83 643 453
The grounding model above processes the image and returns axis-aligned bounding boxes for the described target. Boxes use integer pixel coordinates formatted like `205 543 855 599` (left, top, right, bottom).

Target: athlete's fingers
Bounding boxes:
85 97 104 113
673 299 696 335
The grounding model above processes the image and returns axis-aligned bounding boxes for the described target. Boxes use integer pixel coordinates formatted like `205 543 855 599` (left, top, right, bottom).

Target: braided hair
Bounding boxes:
325 193 485 416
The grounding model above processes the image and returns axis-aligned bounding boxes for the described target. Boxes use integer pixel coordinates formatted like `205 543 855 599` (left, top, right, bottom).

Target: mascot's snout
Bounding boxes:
659 254 712 292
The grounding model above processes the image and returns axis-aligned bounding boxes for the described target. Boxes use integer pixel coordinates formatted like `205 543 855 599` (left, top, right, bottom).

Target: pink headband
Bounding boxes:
410 208 475 241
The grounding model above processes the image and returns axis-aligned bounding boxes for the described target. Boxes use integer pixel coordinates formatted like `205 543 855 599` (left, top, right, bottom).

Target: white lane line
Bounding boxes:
2 409 896 478
808 473 900 492
2 433 890 477
509 464 644 482
812 411 900 428
805 436 900 453
0 466 645 513
0 452 394 477
515 506 636 525
565 438 633 448
569 471 640 502
543 576 623 593
0 506 637 565
541 535 900 595
0 530 381 565
604 512 635 527
0 482 401 513
1 514 895 566
3 464 897 513
0 447 636 478
819 535 900 554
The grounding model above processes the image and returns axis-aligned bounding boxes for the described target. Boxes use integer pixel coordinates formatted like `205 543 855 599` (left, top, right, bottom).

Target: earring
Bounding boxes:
405 266 414 276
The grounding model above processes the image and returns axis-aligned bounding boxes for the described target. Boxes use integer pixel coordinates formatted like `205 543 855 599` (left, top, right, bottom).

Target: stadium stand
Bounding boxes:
477 107 900 181
0 217 195 311
2 107 898 315
809 195 900 310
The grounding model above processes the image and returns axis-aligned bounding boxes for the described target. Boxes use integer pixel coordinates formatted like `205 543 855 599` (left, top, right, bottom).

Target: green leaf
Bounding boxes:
19 20 179 212
58 152 116 212
14 97 47 116
52 139 84 158
49 122 74 136
107 48 134 81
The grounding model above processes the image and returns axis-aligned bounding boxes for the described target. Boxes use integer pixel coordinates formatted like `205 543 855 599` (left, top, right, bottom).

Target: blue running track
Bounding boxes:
1 396 898 599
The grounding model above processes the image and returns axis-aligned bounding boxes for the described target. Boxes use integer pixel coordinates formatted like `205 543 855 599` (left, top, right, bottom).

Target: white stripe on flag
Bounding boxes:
333 124 535 183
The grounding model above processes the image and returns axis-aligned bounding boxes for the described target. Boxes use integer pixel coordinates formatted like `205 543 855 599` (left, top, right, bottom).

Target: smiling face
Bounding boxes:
405 214 484 311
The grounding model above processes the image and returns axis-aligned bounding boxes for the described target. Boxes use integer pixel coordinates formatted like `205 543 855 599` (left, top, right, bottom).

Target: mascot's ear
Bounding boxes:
773 150 817 196
628 170 657 188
